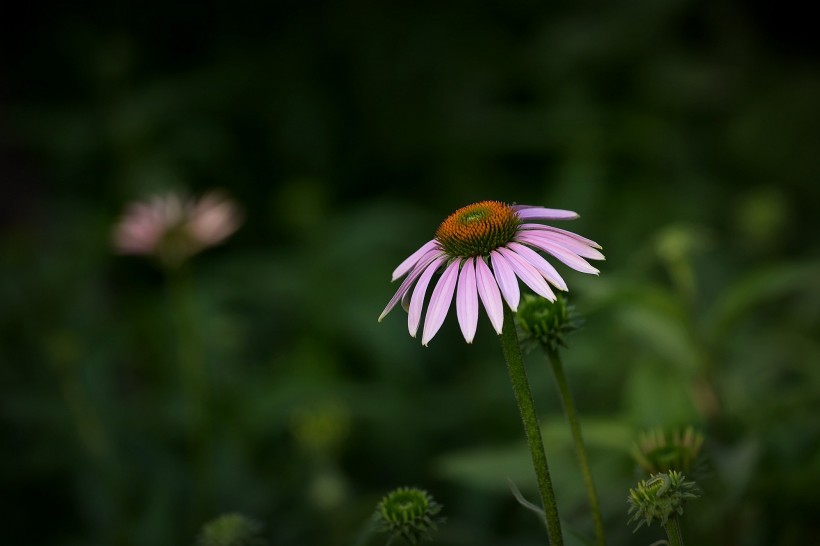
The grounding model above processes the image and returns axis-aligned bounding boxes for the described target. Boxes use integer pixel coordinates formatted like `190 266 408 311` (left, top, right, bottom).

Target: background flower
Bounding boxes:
113 190 242 267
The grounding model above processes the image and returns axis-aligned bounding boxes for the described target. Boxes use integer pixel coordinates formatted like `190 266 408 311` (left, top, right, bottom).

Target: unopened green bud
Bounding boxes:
516 293 582 352
627 471 700 531
375 487 444 545
196 513 265 546
632 426 704 474
290 400 351 457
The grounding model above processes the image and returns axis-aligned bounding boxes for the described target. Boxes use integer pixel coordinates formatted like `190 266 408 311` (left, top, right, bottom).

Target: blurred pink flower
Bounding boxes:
113 190 242 266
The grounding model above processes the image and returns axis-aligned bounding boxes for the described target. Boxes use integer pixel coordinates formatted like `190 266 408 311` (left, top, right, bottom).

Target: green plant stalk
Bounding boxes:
167 265 212 517
500 306 563 546
663 516 684 546
53 358 110 462
168 266 208 422
546 347 606 546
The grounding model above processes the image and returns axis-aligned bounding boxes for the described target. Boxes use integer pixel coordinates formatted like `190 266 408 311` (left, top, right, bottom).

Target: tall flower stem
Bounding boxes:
546 347 606 546
500 306 563 546
663 516 685 546
168 265 209 426
167 265 211 517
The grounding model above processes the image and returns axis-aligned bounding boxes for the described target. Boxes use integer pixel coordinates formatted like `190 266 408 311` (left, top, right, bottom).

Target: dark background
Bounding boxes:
2 1 819 545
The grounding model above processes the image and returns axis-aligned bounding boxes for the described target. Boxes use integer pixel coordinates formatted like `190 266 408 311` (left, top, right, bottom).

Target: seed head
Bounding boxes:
435 201 521 258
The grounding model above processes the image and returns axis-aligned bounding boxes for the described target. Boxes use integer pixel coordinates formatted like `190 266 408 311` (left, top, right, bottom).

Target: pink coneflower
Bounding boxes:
379 201 604 345
113 190 242 267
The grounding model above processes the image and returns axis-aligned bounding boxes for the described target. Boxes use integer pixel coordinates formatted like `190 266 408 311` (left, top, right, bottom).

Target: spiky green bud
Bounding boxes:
627 471 700 531
632 426 704 475
375 487 444 545
516 293 582 352
196 513 265 546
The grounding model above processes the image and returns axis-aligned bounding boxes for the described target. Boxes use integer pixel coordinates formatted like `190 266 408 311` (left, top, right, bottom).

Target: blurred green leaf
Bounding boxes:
704 261 820 341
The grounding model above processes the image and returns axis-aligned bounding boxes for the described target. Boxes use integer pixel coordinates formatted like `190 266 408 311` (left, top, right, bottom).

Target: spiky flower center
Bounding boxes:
435 201 520 258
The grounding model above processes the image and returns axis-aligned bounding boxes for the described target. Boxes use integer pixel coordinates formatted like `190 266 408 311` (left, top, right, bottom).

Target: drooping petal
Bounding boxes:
517 226 604 260
456 258 479 343
401 288 412 313
496 247 556 301
490 250 520 311
422 259 461 346
520 223 602 249
475 257 504 334
506 242 568 291
408 256 447 337
379 248 443 321
514 206 579 221
391 240 439 281
517 232 600 274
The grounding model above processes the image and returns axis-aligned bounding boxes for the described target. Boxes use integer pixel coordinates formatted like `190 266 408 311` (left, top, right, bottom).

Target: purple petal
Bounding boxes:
520 223 602 249
422 259 461 346
517 227 604 260
506 242 568 291
401 288 412 313
408 256 447 337
497 247 556 301
515 206 579 221
391 240 439 281
475 257 504 334
379 248 444 321
490 250 520 311
456 258 479 343
517 232 600 274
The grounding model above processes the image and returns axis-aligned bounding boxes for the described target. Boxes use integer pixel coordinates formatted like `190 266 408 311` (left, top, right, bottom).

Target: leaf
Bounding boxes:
704 261 820 342
507 478 545 519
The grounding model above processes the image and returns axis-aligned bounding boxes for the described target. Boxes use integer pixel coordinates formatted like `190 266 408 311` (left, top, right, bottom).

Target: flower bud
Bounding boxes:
627 471 700 531
515 293 581 352
196 513 265 546
631 426 704 474
375 487 444 544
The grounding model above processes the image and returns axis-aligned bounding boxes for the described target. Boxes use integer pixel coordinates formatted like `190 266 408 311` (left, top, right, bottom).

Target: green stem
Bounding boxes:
663 516 685 546
167 265 212 519
500 306 563 546
168 266 208 423
546 347 606 546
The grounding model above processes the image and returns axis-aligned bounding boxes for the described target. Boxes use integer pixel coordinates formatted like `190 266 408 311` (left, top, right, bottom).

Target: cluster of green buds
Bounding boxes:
631 426 704 475
627 471 700 531
196 513 266 546
515 293 582 352
375 487 444 545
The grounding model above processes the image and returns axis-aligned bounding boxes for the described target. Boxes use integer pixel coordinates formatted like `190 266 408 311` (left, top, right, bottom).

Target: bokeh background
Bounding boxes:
2 1 819 545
